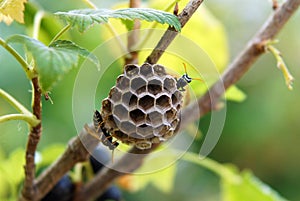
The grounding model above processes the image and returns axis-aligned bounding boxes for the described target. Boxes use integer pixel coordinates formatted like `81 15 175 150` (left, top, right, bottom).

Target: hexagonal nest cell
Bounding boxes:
101 63 184 149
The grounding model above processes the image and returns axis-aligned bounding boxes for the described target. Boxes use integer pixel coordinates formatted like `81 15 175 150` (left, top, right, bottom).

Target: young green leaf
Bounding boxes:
182 152 289 201
222 170 288 201
265 41 294 90
49 40 99 68
129 149 177 193
225 85 247 102
55 8 181 33
7 35 99 92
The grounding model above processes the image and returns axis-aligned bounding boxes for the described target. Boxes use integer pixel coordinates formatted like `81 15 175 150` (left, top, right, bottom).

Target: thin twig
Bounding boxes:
20 77 42 201
0 37 31 77
49 24 71 45
0 114 39 126
32 0 300 200
0 88 35 117
33 11 45 40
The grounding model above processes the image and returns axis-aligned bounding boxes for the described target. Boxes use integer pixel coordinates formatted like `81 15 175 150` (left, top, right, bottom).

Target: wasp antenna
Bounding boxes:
182 63 188 75
191 77 203 82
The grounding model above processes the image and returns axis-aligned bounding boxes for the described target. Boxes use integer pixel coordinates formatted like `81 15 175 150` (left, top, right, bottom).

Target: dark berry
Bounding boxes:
89 146 110 173
41 175 74 201
97 185 122 201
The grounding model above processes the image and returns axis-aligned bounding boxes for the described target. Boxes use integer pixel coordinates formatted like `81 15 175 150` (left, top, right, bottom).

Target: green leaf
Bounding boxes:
182 152 289 201
24 2 66 44
55 8 181 33
225 85 247 102
130 148 177 193
39 144 65 166
134 1 229 97
121 19 134 31
222 170 289 201
49 40 99 67
0 149 25 199
7 35 99 92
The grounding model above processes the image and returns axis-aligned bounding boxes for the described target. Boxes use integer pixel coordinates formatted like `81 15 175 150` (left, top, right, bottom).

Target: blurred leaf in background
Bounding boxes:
0 0 300 200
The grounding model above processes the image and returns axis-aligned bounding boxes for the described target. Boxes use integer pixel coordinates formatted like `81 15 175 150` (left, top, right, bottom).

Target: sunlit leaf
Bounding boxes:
55 8 181 33
100 1 229 98
39 144 65 166
0 149 25 199
24 2 66 44
222 170 289 201
146 1 229 97
0 0 27 25
182 152 289 201
225 85 247 102
129 149 177 193
7 35 100 92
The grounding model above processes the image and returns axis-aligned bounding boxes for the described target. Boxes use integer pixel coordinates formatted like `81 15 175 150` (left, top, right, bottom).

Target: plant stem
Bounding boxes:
0 88 33 115
20 77 42 201
125 0 141 65
33 11 45 40
0 114 40 126
182 152 238 182
0 37 32 77
104 23 128 55
146 0 204 64
134 0 180 50
83 0 128 59
83 0 97 9
265 43 294 90
49 24 71 45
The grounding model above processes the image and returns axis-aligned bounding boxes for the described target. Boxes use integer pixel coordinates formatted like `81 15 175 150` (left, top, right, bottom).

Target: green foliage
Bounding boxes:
222 170 288 201
225 85 247 102
0 145 66 200
182 152 289 201
0 149 25 200
38 144 65 167
24 2 66 44
130 149 177 193
0 0 297 200
130 150 288 201
7 35 99 92
55 8 181 33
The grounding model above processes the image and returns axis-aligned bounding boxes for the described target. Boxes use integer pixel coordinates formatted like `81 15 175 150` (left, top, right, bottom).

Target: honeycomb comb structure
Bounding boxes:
101 63 183 149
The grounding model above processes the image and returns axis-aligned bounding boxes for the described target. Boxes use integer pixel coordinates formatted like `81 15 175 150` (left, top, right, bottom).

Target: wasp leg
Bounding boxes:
84 124 102 141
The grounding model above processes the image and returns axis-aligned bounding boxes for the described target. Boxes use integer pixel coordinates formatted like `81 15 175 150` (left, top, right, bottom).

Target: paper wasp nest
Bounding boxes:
101 63 183 149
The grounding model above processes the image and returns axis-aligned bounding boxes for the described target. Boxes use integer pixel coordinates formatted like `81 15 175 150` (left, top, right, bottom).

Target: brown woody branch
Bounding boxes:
20 77 42 201
33 0 300 200
34 125 99 200
77 1 300 200
180 0 300 127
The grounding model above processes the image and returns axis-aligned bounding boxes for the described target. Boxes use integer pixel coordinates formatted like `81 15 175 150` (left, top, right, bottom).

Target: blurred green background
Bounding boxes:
0 0 300 200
